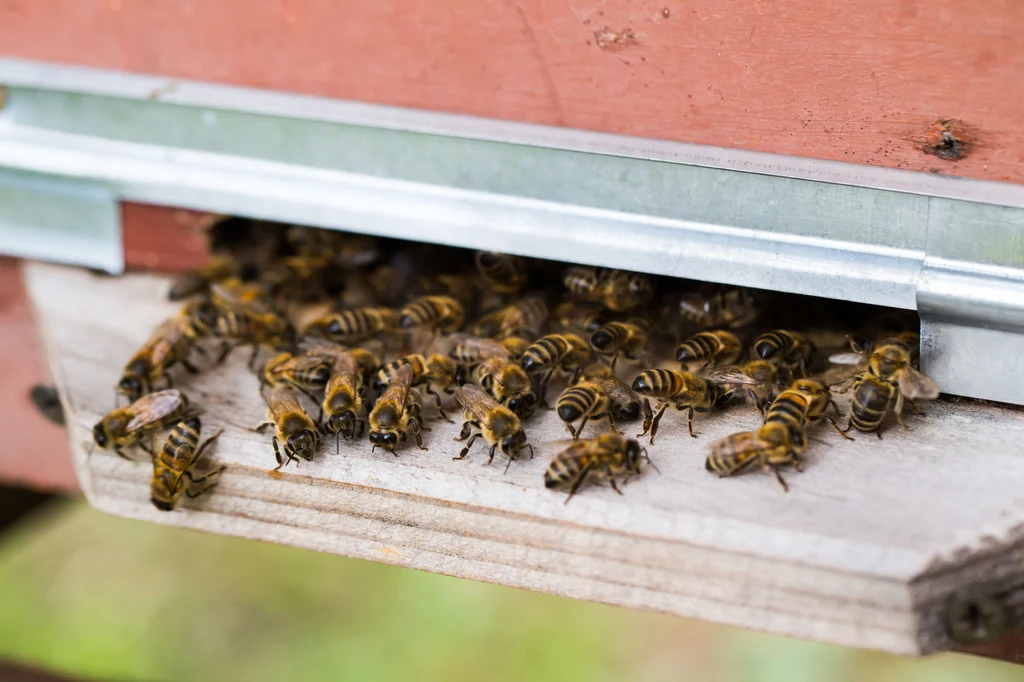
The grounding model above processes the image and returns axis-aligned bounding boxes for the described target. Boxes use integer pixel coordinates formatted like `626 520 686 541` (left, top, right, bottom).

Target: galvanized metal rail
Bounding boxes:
0 58 1021 404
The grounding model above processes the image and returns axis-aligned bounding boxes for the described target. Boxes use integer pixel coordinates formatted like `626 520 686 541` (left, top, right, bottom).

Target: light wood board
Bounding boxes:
24 262 1024 655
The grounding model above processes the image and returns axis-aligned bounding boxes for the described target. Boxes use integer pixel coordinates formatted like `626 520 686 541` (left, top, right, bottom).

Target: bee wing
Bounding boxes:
263 385 304 420
454 384 497 420
285 354 333 372
897 367 940 400
145 318 186 366
125 389 187 432
709 433 772 457
451 333 509 359
592 376 640 404
298 336 348 356
377 364 415 407
700 366 758 386
828 352 864 366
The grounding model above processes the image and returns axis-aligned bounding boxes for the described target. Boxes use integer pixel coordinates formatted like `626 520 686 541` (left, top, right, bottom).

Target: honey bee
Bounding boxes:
150 416 225 511
701 361 793 417
631 368 751 442
313 345 379 446
705 379 850 491
829 332 921 368
520 333 592 402
676 286 759 330
256 385 320 470
303 307 398 345
203 284 293 368
544 433 654 504
448 334 518 364
474 251 530 293
452 384 533 472
556 368 641 439
368 364 427 454
118 317 200 403
167 255 237 301
563 267 653 312
549 301 606 335
675 330 743 369
93 389 192 459
589 321 647 369
754 330 816 375
469 356 537 418
832 343 939 437
471 295 548 339
399 295 465 335
373 353 458 421
261 351 332 402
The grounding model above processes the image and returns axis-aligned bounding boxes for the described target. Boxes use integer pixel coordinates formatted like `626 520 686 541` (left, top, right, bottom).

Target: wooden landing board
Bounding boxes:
24 262 1024 656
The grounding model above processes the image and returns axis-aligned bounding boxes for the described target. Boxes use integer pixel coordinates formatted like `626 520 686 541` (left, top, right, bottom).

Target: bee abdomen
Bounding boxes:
544 456 582 489
521 336 568 372
375 356 426 389
676 333 715 363
590 322 627 352
631 369 679 398
557 386 598 422
850 379 893 431
475 252 527 291
564 267 600 297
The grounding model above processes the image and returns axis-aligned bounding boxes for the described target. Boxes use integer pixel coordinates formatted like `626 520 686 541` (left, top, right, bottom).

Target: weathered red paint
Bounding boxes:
0 258 77 492
1 1 1022 183
122 203 214 273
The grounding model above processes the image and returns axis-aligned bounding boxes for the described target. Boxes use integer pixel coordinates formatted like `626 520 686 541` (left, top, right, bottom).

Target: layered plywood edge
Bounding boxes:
24 262 1024 656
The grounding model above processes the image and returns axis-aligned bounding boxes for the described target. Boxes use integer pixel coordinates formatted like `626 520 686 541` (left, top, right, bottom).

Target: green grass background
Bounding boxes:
1 502 1022 682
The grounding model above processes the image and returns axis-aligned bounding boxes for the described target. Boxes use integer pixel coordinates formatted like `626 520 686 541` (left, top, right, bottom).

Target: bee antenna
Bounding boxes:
642 447 661 474
504 457 513 474
526 443 535 459
335 431 341 455
85 441 95 460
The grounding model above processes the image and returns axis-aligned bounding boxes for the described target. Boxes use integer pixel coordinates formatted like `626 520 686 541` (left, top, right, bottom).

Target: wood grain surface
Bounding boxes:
1 1 1022 183
25 262 1024 655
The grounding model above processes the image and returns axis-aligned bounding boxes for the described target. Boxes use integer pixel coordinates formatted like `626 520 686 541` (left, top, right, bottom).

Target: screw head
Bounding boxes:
945 589 1008 645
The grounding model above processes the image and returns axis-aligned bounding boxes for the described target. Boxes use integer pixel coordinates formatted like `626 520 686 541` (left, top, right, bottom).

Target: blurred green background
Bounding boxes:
1 501 1022 682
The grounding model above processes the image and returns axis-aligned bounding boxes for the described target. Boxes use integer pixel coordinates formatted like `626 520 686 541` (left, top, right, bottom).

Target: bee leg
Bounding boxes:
647 403 669 445
410 419 428 451
907 398 924 416
821 415 854 441
453 421 473 442
766 464 790 493
748 390 766 419
637 398 653 438
426 386 453 423
184 465 225 484
486 443 498 466
453 432 481 460
216 342 234 365
185 482 220 500
526 443 535 459
604 411 620 436
191 430 224 466
685 406 697 439
575 416 590 439
247 344 261 371
180 358 200 374
827 399 842 418
563 461 595 505
894 393 909 429
253 421 274 434
114 447 135 461
272 437 285 470
564 422 578 439
609 354 619 371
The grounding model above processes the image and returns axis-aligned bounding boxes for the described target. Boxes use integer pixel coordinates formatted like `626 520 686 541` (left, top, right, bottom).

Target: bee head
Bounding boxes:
328 411 355 436
117 375 143 401
92 422 109 448
369 430 398 450
624 438 645 472
288 430 316 457
151 496 175 512
507 393 536 418
500 430 528 458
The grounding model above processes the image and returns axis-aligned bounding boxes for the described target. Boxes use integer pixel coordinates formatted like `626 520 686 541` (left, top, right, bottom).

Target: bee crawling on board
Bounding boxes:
373 353 458 422
150 416 225 511
831 340 939 438
520 333 592 405
474 251 531 294
302 342 379 448
117 316 202 403
466 355 538 419
753 330 816 376
452 384 533 472
260 351 333 403
675 330 743 370
589 321 648 370
93 389 194 460
544 433 657 504
701 361 793 418
563 267 653 312
631 367 752 443
200 283 294 369
368 363 428 455
399 295 465 336
471 295 548 340
302 307 398 346
256 385 321 470
556 364 641 440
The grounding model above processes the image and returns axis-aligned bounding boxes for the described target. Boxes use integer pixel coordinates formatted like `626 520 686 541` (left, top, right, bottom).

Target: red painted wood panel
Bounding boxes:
122 203 214 273
1 1 1022 183
0 259 76 492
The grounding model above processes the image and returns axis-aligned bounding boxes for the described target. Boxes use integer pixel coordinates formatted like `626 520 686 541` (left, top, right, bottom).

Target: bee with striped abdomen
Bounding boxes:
544 433 655 504
261 351 332 403
317 346 380 447
631 368 750 442
373 353 458 422
474 251 530 294
256 385 320 470
167 254 237 301
469 355 537 418
150 416 224 511
520 333 592 404
563 267 653 312
448 334 518 365
589 321 648 369
368 364 428 454
676 286 759 330
204 284 293 369
452 384 532 472
754 330 816 375
93 389 193 460
399 295 465 335
118 317 200 403
701 361 793 417
471 295 548 340
557 364 641 439
675 330 743 370
303 307 398 345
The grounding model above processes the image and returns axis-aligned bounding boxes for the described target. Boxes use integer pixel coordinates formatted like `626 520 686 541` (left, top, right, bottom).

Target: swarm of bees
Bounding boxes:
90 220 941 509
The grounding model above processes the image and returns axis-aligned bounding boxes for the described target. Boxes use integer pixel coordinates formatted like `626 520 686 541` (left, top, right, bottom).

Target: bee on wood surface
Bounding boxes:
167 255 237 301
474 251 530 294
150 416 224 511
631 368 751 442
705 379 849 491
399 295 465 335
471 295 548 340
256 385 320 470
311 345 380 446
469 356 537 418
118 317 200 403
520 333 592 404
675 330 743 370
563 267 653 312
303 307 398 345
589 321 647 369
544 433 655 504
832 342 939 437
701 361 793 417
676 286 759 330
368 364 427 454
829 332 921 368
452 384 532 472
373 353 457 422
753 330 816 375
261 351 332 403
93 389 192 459
203 284 293 369
448 334 519 365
